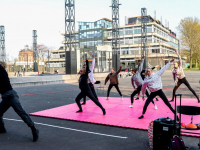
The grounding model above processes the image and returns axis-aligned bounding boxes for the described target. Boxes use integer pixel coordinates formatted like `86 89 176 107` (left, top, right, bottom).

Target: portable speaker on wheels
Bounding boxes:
153 117 180 150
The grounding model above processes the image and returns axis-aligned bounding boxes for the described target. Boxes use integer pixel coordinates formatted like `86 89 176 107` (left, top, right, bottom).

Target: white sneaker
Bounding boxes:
129 105 133 108
121 96 123 100
154 105 158 110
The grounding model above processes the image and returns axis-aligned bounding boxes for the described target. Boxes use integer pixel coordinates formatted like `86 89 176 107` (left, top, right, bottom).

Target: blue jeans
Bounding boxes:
0 89 34 127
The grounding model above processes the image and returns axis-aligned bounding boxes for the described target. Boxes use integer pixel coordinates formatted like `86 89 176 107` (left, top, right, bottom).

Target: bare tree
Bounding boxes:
36 44 49 73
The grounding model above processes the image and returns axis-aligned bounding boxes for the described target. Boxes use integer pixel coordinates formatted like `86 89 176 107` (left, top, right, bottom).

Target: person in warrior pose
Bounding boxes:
140 65 160 101
104 66 123 100
129 58 158 110
75 57 106 115
0 61 39 142
81 55 98 105
169 50 200 103
138 59 179 120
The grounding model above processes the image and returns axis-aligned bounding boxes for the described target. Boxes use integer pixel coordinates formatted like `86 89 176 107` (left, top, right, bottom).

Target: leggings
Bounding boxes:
172 77 199 101
75 90 104 111
142 89 176 115
131 85 155 104
107 84 122 97
83 83 98 103
0 90 34 127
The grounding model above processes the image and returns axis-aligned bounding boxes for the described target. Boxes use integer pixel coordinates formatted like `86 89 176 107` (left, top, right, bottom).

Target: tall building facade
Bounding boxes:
48 16 182 73
104 15 180 69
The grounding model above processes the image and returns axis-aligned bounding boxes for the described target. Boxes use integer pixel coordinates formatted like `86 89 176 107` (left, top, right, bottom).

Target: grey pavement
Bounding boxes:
0 71 200 150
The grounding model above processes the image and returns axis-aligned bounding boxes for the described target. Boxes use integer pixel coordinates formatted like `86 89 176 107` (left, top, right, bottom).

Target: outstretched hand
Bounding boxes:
174 50 178 55
170 59 174 63
120 65 122 68
155 65 159 68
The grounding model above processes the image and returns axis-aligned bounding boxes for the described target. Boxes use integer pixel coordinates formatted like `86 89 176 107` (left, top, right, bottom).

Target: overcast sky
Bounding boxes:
0 0 199 61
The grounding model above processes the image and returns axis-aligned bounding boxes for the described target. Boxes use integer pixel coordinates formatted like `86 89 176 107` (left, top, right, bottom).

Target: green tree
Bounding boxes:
178 17 200 69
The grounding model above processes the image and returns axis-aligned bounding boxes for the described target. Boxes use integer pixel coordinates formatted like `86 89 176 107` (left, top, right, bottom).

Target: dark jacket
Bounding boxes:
0 65 13 95
79 60 91 91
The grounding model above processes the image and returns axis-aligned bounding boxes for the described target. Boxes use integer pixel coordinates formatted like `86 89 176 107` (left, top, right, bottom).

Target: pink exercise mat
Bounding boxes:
30 97 200 137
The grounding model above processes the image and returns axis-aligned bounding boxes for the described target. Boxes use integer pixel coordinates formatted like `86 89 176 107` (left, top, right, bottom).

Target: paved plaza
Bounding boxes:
1 71 200 150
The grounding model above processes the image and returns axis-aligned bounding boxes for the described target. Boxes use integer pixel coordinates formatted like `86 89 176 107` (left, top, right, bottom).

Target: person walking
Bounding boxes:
169 50 200 103
104 66 123 100
138 59 178 120
0 61 39 142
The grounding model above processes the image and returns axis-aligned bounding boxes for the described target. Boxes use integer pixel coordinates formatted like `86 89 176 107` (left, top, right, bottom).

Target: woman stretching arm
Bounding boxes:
169 50 200 103
139 59 179 120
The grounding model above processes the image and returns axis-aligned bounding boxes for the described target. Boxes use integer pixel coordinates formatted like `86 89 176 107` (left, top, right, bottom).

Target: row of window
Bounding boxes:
78 19 112 30
79 30 102 39
80 40 102 48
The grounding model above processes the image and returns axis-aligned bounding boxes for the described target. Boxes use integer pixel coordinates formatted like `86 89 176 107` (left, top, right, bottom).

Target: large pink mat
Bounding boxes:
30 97 200 137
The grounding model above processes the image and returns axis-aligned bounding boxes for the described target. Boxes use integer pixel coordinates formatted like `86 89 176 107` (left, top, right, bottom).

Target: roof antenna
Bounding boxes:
160 16 162 23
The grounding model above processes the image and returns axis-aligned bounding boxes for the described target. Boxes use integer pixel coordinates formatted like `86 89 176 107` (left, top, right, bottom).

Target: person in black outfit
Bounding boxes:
0 61 39 142
140 65 160 101
75 58 106 115
81 55 98 105
82 82 98 105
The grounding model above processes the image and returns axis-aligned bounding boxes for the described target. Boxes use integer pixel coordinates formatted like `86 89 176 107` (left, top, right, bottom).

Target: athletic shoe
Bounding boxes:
169 100 174 102
135 97 139 100
128 105 133 108
138 115 144 119
154 105 158 110
106 98 109 100
121 96 123 100
0 126 6 133
81 102 86 105
156 98 159 101
76 110 83 113
32 129 39 142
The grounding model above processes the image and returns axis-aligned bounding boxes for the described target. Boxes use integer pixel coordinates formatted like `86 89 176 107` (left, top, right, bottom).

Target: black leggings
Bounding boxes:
131 86 155 104
142 89 176 115
75 90 104 111
107 84 122 97
83 83 98 103
172 77 199 101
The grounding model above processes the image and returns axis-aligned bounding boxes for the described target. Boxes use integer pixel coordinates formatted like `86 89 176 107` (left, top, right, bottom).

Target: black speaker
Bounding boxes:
153 117 180 150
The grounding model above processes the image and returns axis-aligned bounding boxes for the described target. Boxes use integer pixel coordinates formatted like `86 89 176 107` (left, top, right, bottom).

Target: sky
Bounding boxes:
0 0 199 61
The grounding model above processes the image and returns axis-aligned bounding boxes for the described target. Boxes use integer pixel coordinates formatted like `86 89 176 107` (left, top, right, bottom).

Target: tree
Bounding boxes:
14 58 18 66
178 17 200 69
36 44 49 73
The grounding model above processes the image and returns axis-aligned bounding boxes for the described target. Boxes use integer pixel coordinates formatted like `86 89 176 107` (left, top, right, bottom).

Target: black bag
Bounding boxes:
170 136 186 150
